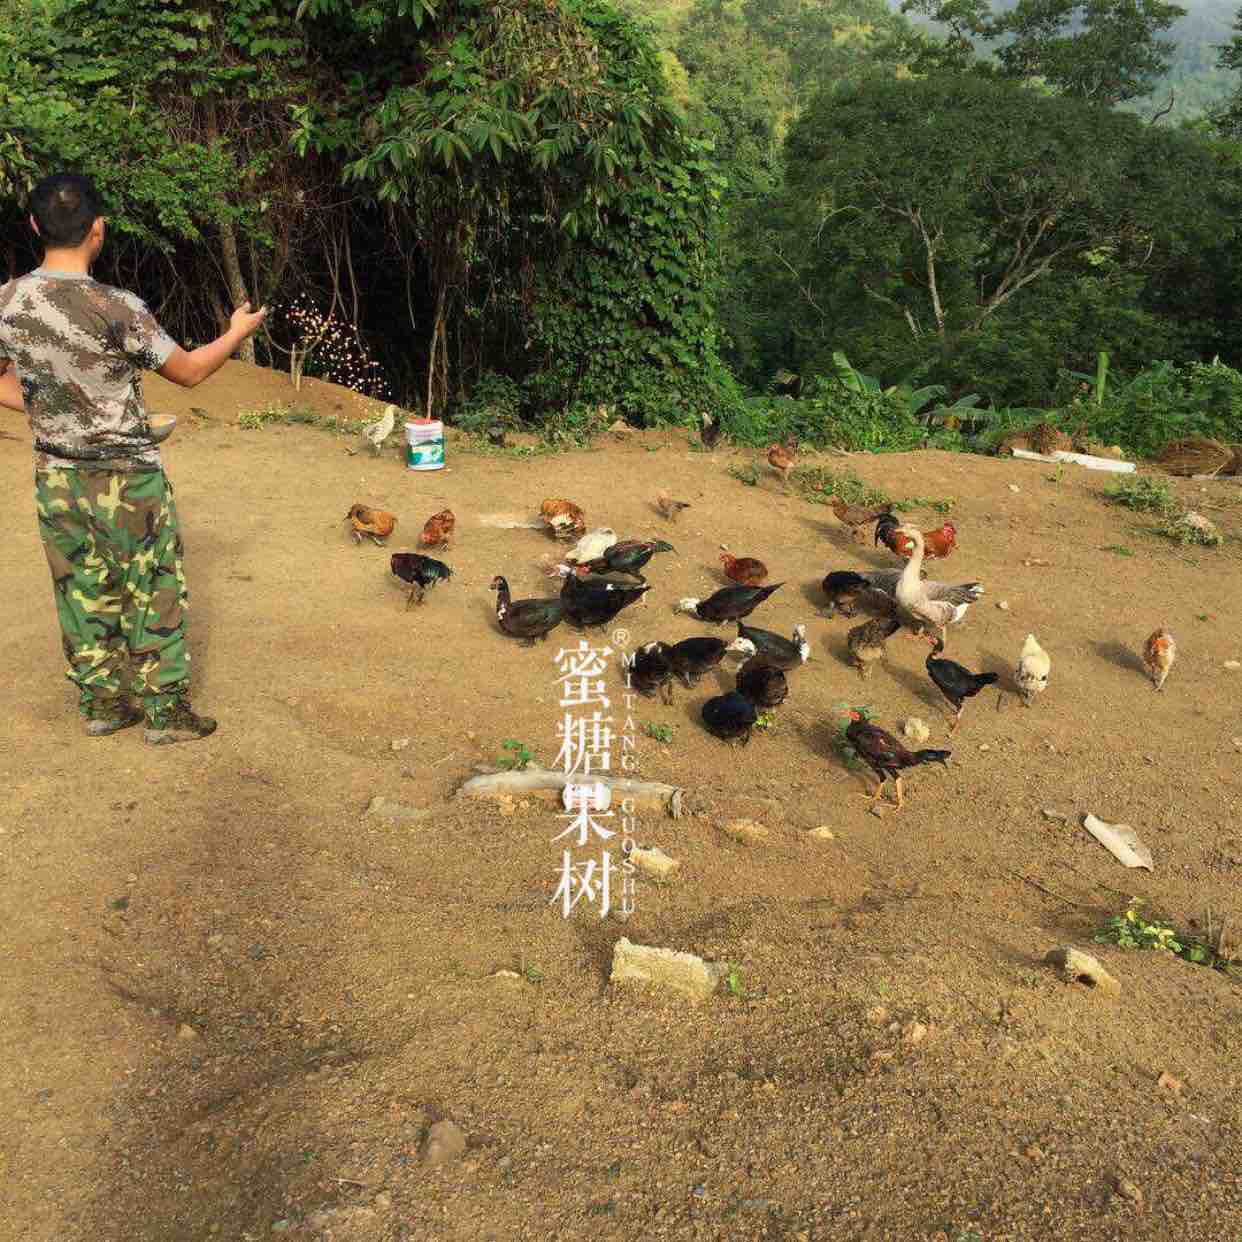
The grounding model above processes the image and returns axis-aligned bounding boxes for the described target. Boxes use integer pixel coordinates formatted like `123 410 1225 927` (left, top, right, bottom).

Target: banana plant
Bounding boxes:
831 350 881 393
831 351 949 419
1066 351 1109 407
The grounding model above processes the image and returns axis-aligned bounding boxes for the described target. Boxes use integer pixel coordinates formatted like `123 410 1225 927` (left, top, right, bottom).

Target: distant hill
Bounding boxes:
887 0 1241 121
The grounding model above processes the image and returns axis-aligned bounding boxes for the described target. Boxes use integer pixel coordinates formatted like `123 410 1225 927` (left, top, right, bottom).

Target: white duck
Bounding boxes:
894 525 973 642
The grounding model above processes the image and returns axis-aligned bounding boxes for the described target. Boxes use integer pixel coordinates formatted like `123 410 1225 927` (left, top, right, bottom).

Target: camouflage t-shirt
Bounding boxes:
0 268 177 472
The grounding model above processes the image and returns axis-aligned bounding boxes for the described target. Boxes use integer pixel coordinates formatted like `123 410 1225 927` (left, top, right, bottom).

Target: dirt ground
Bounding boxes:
2 360 1242 1242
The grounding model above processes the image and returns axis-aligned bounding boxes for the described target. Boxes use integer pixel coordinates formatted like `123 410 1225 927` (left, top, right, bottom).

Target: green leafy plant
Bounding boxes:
724 965 745 997
1065 350 1110 407
728 462 761 487
1104 475 1177 515
1154 514 1223 547
1065 360 1242 459
790 467 890 508
451 372 523 439
237 402 368 434
643 723 674 743
894 494 955 515
497 739 534 771
1102 544 1136 556
1094 899 1234 973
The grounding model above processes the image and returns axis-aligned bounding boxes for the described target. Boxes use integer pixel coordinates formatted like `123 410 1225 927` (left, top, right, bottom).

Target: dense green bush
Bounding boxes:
1059 359 1242 456
724 382 928 452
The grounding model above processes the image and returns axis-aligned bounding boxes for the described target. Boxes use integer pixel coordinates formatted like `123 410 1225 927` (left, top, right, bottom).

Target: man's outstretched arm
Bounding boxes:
158 302 268 389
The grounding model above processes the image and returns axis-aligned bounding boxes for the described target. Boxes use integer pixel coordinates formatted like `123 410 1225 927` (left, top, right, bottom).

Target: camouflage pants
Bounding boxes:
35 467 190 726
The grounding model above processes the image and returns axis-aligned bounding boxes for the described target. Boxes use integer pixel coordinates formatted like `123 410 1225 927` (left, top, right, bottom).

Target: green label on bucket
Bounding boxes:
407 441 445 468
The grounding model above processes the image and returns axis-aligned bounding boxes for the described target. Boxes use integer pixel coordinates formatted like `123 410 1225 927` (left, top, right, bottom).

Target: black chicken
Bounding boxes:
821 570 871 618
845 712 951 810
490 576 564 645
677 582 782 624
629 641 675 704
390 552 452 609
736 656 787 708
701 690 758 745
925 637 998 733
667 636 732 688
700 411 722 450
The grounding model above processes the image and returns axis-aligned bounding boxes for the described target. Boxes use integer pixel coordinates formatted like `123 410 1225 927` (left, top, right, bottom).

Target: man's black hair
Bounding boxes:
29 173 103 248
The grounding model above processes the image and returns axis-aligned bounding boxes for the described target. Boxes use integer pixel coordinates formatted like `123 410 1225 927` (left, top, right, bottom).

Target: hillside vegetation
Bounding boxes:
4 0 1242 452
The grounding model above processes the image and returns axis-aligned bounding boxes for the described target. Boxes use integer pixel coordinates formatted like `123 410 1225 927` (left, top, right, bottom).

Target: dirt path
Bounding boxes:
2 362 1241 1241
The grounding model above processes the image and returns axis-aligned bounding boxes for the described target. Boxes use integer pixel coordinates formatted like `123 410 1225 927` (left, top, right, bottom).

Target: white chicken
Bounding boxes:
1015 633 1050 705
564 527 618 565
362 404 397 456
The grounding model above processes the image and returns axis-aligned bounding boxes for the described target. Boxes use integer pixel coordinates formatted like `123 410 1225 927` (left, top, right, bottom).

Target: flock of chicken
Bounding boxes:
344 413 1180 813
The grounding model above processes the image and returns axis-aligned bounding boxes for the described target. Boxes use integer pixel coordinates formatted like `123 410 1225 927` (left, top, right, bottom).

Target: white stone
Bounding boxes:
610 937 727 1004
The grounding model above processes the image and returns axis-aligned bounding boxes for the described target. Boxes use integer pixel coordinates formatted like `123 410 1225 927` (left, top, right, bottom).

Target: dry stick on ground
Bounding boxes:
1052 860 1134 900
1009 871 1093 909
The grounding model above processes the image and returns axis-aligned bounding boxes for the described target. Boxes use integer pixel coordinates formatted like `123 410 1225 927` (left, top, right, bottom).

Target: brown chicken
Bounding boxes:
831 496 892 543
847 613 901 680
540 498 587 542
345 504 397 547
1142 625 1176 690
767 437 797 488
657 490 691 521
845 713 951 810
719 545 768 586
875 512 957 561
419 508 456 549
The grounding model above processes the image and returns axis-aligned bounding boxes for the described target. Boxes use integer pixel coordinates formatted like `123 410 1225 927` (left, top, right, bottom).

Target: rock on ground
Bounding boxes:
1044 947 1122 998
422 1119 468 1165
609 937 727 1004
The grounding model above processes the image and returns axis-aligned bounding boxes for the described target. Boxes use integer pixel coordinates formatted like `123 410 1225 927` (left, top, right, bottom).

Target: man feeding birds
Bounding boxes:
0 172 267 743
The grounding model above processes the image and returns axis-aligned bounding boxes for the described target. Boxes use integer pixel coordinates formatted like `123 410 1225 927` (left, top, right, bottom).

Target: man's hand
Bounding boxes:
0 360 24 413
229 301 268 341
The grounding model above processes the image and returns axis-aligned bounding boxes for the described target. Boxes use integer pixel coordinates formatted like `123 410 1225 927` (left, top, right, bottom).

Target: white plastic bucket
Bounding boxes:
406 419 445 470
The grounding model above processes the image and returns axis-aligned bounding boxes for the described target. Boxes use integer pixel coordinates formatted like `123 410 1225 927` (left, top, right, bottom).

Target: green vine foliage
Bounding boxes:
523 147 740 426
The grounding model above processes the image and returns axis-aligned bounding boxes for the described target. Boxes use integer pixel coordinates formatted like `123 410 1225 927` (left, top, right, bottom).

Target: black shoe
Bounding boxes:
143 702 218 745
83 700 144 737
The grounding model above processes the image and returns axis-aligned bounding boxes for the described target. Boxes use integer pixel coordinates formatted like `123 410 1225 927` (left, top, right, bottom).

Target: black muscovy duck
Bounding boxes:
558 566 649 629
736 656 787 708
925 637 998 733
629 641 675 704
733 619 808 668
490 576 564 645
701 690 758 745
675 582 782 624
578 539 673 583
665 635 749 688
